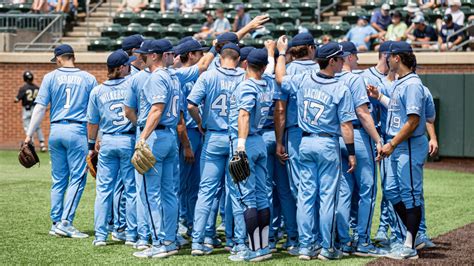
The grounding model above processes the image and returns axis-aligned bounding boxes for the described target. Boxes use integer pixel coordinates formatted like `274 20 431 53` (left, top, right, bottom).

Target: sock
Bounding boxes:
393 201 408 226
405 206 422 248
257 208 270 249
244 208 260 251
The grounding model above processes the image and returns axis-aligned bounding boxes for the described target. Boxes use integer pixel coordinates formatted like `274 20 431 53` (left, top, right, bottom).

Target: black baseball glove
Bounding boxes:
18 142 40 168
229 151 250 183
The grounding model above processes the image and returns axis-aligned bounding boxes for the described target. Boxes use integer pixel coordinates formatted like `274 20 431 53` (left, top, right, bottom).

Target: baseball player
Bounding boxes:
24 44 97 238
360 41 392 244
132 38 215 258
227 48 277 262
123 40 154 250
334 41 383 257
109 34 145 242
273 32 319 254
87 50 137 246
174 39 208 237
187 42 248 256
15 71 47 152
376 42 431 260
276 39 356 261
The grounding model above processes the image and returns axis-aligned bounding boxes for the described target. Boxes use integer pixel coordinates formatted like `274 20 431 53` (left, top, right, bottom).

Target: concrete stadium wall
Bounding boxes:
0 52 473 156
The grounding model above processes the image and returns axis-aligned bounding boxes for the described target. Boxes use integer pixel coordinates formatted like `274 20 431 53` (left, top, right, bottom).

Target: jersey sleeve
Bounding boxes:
403 84 424 116
124 77 137 109
337 86 357 123
86 72 99 93
237 84 256 113
146 72 169 105
35 73 52 106
176 65 200 84
187 72 208 106
281 73 305 96
424 88 436 121
16 87 25 101
350 76 370 108
87 87 101 124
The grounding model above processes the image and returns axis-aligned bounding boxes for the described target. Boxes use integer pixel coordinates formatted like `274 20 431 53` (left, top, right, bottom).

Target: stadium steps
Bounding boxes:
60 0 120 51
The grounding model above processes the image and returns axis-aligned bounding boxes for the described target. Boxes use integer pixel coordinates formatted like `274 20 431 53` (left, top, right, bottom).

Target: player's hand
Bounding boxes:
197 123 205 135
88 149 97 158
264 40 276 55
428 138 438 157
95 140 101 152
184 146 195 164
375 140 383 161
24 135 31 144
381 142 395 158
276 142 289 165
277 35 288 54
366 85 380 99
247 14 270 30
212 39 217 47
347 155 356 173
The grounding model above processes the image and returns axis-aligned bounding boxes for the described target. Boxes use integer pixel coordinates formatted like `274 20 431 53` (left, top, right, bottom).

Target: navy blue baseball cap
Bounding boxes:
247 48 268 66
51 44 74 62
379 41 393 53
178 36 194 45
359 15 369 21
135 39 173 54
339 41 358 54
240 46 256 62
316 42 350 59
107 49 137 68
221 42 240 54
217 32 238 44
177 39 208 56
122 34 144 50
291 32 315 47
387 41 413 54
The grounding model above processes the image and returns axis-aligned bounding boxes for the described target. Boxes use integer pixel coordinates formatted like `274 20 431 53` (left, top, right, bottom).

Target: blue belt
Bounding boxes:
51 120 85 125
302 131 334 138
103 129 136 135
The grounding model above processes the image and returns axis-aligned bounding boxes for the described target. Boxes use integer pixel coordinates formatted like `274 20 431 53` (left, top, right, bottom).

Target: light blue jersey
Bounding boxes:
35 67 98 122
386 73 428 137
187 67 245 131
281 60 320 128
124 68 152 127
87 78 133 134
229 75 277 137
181 81 198 128
207 56 221 70
335 71 370 127
282 72 356 135
361 66 387 128
380 77 395 131
131 64 141 76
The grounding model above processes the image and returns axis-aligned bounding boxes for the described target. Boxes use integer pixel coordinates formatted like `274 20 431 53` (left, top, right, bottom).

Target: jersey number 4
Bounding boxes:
211 94 227 116
303 100 324 125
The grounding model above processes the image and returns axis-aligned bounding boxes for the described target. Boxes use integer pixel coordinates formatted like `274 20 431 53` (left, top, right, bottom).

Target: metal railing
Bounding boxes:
316 0 339 24
86 0 108 39
449 22 474 51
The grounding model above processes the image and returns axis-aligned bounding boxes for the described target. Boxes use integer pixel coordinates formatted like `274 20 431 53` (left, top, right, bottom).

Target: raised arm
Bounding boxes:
235 15 270 40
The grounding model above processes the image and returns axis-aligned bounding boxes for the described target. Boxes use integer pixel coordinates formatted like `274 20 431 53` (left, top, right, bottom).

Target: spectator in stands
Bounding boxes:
419 0 435 10
344 15 378 51
438 14 464 51
210 8 231 37
406 15 438 48
371 3 392 34
31 0 49 13
233 4 251 32
385 10 407 41
48 0 58 11
321 34 331 45
444 0 465 25
161 0 179 13
180 0 205 13
404 3 421 25
194 11 215 40
117 0 148 13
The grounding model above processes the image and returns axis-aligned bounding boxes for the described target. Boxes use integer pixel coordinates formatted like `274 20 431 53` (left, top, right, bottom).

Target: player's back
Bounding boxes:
187 67 245 131
35 67 97 123
128 68 151 127
88 78 133 134
295 72 354 136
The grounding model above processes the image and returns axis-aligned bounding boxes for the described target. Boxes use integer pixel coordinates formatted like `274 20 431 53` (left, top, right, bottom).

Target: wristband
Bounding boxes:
88 139 96 151
209 46 217 57
278 53 286 56
346 143 355 156
237 138 246 150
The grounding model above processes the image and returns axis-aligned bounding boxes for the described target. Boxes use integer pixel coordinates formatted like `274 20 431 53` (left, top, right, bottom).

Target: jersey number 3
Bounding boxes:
110 103 128 125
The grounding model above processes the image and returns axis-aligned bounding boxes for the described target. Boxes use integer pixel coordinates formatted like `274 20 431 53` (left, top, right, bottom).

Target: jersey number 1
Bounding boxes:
64 88 72 109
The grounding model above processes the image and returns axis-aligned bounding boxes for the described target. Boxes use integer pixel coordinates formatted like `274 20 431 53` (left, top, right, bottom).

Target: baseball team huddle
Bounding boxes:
23 13 439 262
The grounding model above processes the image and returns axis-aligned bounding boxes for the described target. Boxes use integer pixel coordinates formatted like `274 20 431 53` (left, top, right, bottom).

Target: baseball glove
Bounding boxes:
18 142 40 168
229 151 250 183
131 139 156 175
86 151 98 178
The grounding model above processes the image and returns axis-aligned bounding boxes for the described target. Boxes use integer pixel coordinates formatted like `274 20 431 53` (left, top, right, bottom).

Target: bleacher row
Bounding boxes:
88 0 474 51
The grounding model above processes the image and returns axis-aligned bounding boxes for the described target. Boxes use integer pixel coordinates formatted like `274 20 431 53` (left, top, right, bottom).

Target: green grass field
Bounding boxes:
1 150 473 265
